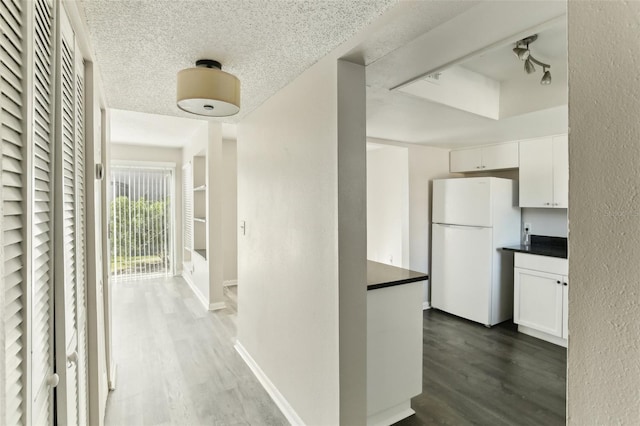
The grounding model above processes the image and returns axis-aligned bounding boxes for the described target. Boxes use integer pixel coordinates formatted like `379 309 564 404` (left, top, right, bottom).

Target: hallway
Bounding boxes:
105 277 287 425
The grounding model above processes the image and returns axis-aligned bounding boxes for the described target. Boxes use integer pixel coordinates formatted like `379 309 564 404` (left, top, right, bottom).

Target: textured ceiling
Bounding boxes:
80 0 395 122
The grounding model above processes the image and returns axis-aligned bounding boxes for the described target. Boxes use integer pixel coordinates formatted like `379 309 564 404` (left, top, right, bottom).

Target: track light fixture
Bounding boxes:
513 34 551 85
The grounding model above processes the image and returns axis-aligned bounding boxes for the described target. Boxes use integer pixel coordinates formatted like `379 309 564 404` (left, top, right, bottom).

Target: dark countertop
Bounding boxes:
367 260 428 291
502 235 567 259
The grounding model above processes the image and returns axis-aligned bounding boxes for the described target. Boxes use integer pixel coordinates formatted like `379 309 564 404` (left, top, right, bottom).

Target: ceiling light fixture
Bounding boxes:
177 59 241 117
513 35 552 85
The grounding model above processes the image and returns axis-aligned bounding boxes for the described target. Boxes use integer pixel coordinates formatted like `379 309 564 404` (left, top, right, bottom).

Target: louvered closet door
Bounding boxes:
74 40 89 426
31 0 56 425
54 8 80 426
1 0 27 424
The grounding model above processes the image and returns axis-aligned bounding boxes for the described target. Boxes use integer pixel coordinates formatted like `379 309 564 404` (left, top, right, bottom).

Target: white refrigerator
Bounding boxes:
431 177 520 326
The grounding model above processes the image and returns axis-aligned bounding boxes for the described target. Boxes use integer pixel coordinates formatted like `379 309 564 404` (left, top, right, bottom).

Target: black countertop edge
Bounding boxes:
367 260 429 291
501 245 567 259
502 235 567 259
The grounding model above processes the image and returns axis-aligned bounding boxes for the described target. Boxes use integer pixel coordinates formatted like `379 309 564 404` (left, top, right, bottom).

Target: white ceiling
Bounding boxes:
461 22 567 83
80 0 396 122
83 1 568 149
364 1 568 148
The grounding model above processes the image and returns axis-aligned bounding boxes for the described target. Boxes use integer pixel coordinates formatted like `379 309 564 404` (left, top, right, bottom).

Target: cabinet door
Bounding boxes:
482 142 519 170
562 276 569 339
450 148 482 172
514 268 564 337
519 137 554 207
552 135 569 208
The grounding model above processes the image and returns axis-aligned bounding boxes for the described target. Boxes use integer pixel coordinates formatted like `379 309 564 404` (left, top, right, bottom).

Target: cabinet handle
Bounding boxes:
556 280 561 284
545 202 551 206
482 165 486 169
563 282 568 286
476 166 481 169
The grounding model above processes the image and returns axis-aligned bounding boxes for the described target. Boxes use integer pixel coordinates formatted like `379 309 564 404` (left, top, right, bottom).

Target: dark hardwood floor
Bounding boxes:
396 309 566 426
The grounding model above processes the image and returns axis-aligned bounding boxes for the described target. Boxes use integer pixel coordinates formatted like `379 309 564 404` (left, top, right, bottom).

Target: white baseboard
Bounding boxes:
518 325 567 348
209 301 226 311
108 362 117 391
367 400 414 426
182 272 208 311
234 341 304 426
223 279 238 287
422 302 431 310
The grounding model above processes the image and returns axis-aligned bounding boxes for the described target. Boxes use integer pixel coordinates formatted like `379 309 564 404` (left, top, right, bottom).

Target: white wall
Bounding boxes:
222 139 237 282
205 123 225 309
367 145 409 267
521 208 567 238
237 58 366 424
110 143 184 272
568 1 640 423
367 138 455 307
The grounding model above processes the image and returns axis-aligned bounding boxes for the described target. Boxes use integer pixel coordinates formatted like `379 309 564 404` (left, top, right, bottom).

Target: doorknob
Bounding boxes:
46 373 59 388
67 351 78 368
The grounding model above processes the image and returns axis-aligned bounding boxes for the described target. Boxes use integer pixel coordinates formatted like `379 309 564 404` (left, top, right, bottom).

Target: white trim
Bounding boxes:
182 272 208 311
223 279 238 287
111 160 177 169
367 401 415 426
234 341 305 426
209 302 226 311
518 325 567 348
108 363 116 391
422 302 431 310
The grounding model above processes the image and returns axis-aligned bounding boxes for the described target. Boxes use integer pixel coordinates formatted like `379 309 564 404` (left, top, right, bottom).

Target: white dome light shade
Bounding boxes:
177 62 240 117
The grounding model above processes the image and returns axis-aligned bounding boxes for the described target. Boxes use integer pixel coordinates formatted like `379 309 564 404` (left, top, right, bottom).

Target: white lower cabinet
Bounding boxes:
514 253 568 346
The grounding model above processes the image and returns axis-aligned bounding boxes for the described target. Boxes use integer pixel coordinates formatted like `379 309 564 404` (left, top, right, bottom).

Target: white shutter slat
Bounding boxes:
3 242 22 265
4 228 23 248
29 0 55 424
3 187 23 203
0 30 23 72
2 138 23 159
0 121 22 147
1 107 23 133
34 144 50 163
0 61 22 94
2 82 24 112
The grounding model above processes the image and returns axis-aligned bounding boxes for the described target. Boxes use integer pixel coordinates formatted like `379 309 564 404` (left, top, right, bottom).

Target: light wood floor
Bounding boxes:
105 277 287 426
106 278 566 425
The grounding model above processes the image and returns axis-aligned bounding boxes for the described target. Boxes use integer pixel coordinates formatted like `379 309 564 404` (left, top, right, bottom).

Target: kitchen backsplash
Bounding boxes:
522 208 568 237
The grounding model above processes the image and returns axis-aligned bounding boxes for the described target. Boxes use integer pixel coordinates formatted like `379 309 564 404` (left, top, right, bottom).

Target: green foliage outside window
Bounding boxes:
109 196 171 275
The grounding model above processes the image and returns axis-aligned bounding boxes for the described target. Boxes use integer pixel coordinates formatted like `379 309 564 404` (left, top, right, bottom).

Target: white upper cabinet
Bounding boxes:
482 142 519 170
450 141 518 173
450 147 482 172
519 135 568 208
552 134 569 208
